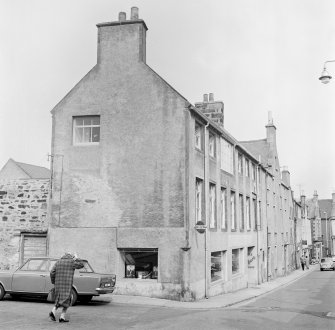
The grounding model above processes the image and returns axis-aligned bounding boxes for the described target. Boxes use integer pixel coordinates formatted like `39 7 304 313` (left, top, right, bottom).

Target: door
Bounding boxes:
12 259 49 293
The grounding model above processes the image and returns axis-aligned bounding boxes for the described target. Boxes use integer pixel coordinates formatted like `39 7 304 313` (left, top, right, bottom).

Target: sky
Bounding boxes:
0 0 334 199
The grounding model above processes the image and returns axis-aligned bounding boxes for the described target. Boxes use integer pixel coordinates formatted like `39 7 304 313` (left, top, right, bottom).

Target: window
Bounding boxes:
195 178 203 222
246 197 251 230
211 251 226 282
220 138 234 174
73 116 100 145
209 133 216 158
239 194 244 230
221 188 227 230
231 191 236 230
238 154 243 175
251 163 256 181
195 122 202 150
245 159 250 177
209 184 216 228
120 249 158 280
20 259 48 271
232 248 242 275
258 201 262 230
253 198 257 230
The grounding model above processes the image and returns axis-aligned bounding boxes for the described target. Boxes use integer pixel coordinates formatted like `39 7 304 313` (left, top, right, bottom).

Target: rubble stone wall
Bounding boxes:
0 179 49 270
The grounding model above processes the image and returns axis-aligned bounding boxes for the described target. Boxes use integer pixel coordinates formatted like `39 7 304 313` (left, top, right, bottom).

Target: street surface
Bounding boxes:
0 268 334 330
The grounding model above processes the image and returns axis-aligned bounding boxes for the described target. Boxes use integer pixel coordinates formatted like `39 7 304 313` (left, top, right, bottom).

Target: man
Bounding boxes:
300 255 305 271
49 252 84 323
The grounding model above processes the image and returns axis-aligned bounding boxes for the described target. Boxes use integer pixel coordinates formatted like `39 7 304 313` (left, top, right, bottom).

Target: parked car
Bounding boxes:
310 258 317 265
320 257 335 271
0 257 116 304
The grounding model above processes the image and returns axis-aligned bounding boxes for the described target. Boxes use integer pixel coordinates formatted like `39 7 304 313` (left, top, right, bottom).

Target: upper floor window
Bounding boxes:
246 197 251 230
209 133 216 158
220 138 234 174
245 159 250 177
251 163 256 181
238 153 243 175
209 184 216 228
73 116 100 145
195 178 203 223
231 191 236 230
239 194 244 230
195 122 202 150
221 188 227 230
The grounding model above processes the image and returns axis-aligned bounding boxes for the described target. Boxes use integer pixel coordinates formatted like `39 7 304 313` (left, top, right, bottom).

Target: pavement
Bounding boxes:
95 264 318 309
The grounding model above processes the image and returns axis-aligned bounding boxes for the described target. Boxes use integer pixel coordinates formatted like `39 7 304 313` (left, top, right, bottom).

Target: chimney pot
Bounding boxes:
209 93 214 102
203 94 208 103
119 12 126 21
131 7 139 20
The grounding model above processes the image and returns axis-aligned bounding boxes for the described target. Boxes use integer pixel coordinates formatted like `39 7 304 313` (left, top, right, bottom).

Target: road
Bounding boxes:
0 268 334 329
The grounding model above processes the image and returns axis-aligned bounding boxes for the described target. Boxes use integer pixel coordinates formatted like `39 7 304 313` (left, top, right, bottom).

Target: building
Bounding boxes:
307 191 322 261
319 194 335 257
48 8 298 300
0 159 50 270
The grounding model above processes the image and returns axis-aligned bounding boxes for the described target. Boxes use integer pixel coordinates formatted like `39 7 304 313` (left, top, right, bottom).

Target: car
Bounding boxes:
310 258 317 265
320 257 335 271
0 257 116 305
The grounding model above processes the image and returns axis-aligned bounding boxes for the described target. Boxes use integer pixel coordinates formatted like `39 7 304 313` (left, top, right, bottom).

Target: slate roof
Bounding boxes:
13 160 50 179
239 139 269 165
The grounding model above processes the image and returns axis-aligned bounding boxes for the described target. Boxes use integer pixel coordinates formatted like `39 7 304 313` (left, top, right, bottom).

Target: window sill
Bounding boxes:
73 143 100 147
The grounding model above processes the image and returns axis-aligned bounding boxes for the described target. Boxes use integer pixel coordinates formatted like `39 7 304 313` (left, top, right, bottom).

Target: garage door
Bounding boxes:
22 235 47 262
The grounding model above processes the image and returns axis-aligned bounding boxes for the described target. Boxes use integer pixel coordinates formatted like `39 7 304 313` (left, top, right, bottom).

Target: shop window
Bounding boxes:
232 248 242 275
211 251 226 282
120 249 158 280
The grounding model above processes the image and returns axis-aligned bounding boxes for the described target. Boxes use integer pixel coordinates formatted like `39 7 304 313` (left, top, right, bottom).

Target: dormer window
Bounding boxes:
73 116 100 145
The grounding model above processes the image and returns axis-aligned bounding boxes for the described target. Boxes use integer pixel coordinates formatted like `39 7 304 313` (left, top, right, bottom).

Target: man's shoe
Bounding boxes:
49 311 56 321
59 318 69 323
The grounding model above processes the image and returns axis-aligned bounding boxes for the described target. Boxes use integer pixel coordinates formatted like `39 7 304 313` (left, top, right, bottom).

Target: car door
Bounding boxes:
73 261 99 295
11 259 49 293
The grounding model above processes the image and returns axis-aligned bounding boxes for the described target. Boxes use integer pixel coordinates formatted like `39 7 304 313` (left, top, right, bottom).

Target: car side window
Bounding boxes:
20 259 48 271
49 260 57 271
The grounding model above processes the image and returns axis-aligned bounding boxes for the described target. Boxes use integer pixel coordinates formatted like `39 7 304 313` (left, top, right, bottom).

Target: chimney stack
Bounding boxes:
195 93 224 128
266 111 276 146
96 7 148 67
119 12 126 21
281 166 290 187
131 7 139 19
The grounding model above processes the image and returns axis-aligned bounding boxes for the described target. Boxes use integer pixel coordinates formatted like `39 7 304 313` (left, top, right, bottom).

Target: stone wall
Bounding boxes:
0 179 49 270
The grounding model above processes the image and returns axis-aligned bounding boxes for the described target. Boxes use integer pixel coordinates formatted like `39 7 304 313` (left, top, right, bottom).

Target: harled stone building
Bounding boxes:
48 8 299 300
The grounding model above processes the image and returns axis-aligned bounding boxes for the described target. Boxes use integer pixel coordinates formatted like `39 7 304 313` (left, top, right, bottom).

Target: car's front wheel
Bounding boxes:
0 284 5 300
70 288 78 306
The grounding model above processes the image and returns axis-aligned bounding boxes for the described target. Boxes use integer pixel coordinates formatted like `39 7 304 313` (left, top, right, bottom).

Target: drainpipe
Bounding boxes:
204 121 209 299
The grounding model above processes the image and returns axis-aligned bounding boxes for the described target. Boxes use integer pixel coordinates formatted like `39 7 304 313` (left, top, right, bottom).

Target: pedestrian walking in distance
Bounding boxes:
305 255 309 269
49 252 84 323
300 255 305 271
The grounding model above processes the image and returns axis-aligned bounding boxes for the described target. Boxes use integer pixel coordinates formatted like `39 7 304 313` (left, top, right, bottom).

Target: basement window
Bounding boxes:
73 116 100 145
120 248 158 280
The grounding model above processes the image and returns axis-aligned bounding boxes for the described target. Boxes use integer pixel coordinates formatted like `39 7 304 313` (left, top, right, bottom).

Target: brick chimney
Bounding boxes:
281 166 290 187
194 93 224 127
96 7 147 68
266 111 276 146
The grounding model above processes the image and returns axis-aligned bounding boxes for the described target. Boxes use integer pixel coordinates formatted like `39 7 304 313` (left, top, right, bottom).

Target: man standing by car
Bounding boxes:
49 252 84 323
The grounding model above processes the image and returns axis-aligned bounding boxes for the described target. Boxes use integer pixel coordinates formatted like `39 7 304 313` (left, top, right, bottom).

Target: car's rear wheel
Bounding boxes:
0 284 5 300
80 295 93 303
70 288 78 306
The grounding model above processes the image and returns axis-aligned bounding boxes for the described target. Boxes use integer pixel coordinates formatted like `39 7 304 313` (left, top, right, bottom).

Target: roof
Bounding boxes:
239 139 269 166
0 159 50 179
15 161 50 179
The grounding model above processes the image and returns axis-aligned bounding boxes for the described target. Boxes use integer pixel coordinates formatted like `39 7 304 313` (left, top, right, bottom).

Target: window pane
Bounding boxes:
232 249 239 274
211 251 222 282
74 118 84 126
83 117 92 125
92 117 100 125
83 127 91 142
74 127 83 143
92 127 100 142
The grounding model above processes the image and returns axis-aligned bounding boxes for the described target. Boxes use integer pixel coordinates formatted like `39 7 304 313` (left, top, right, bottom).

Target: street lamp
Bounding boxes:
319 60 335 84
